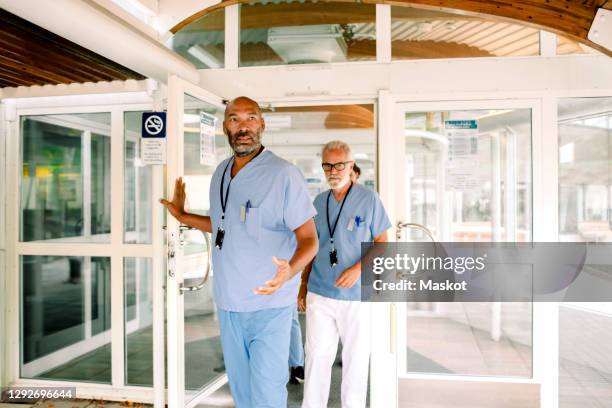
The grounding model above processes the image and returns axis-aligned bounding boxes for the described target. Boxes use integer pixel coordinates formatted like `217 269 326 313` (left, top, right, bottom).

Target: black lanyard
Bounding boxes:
326 182 353 249
218 146 265 229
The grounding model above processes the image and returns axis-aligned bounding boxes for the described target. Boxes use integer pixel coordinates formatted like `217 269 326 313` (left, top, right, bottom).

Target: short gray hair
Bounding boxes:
322 140 353 160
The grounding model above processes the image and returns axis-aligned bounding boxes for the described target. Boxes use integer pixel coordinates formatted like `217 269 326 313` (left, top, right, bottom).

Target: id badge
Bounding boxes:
215 228 225 249
347 217 355 231
329 249 338 266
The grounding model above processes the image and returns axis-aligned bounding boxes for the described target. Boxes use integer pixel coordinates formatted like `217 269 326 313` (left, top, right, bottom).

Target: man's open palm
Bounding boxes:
160 177 186 220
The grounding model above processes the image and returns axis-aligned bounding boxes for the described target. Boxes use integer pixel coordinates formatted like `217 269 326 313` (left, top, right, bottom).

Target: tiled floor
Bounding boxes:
13 304 612 407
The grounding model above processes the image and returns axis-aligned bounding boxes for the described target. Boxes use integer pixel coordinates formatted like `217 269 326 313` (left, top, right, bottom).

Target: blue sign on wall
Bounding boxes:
142 112 167 138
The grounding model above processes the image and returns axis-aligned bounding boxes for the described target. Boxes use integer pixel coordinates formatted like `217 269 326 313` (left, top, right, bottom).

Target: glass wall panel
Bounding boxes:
391 6 539 60
560 305 612 407
559 97 612 242
402 108 533 378
21 255 111 383
182 95 227 395
263 104 376 199
124 111 153 244
557 35 600 55
20 113 111 243
240 1 376 67
168 9 225 69
124 257 154 386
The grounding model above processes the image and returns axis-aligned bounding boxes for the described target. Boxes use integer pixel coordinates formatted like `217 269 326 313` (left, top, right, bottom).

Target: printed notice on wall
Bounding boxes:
444 119 479 192
200 112 216 166
141 112 167 165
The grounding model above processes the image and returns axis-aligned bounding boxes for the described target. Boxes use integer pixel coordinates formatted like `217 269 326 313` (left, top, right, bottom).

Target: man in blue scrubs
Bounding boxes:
298 141 390 408
160 96 318 407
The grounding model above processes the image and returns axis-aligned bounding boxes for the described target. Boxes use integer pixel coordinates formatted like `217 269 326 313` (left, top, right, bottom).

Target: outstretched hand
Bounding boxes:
253 256 292 295
159 177 186 221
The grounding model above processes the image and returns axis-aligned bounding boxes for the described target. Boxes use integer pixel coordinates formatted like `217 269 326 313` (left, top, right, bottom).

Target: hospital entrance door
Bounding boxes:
164 75 229 408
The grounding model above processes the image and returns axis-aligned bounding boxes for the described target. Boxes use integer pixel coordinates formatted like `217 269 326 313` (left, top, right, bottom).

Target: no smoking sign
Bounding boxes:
141 112 167 165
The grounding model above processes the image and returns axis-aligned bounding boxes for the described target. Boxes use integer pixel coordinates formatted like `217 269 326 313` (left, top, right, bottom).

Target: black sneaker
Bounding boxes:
289 366 305 384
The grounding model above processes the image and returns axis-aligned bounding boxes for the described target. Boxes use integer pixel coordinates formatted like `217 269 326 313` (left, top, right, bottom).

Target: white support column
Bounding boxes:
150 84 166 408
370 89 398 408
5 102 19 386
83 131 92 238
110 109 126 387
533 97 559 408
491 132 502 241
376 4 392 64
504 129 517 241
225 5 240 69
0 102 6 389
83 256 93 339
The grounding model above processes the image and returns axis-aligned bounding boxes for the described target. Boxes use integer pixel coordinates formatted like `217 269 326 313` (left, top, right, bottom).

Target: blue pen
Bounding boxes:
355 216 360 227
246 200 251 213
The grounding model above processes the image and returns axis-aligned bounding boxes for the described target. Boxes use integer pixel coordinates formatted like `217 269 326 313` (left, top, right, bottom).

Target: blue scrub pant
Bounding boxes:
218 305 293 408
289 308 305 367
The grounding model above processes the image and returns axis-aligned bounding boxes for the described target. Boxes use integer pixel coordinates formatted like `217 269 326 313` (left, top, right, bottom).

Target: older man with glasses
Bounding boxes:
298 140 391 408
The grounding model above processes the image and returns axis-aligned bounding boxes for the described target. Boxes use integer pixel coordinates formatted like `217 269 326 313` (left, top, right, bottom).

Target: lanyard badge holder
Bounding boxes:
216 159 234 250
326 182 353 267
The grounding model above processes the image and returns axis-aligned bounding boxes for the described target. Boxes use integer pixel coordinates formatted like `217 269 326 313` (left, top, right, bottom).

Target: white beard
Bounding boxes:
327 175 350 190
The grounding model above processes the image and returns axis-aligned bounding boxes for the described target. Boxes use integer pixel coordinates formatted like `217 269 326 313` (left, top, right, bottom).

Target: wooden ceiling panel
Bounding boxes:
173 0 611 56
0 8 145 88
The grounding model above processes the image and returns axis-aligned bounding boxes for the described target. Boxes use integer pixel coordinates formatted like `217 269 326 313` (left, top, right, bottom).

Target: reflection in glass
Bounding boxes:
559 97 612 242
124 112 153 244
402 108 533 378
560 306 612 407
168 9 225 69
262 104 376 199
557 35 600 55
391 6 539 60
182 95 226 396
124 257 154 386
240 1 376 67
20 114 111 243
21 255 111 383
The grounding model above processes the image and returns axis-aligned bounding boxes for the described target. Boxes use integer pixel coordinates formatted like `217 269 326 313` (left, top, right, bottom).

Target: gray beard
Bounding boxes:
233 143 260 157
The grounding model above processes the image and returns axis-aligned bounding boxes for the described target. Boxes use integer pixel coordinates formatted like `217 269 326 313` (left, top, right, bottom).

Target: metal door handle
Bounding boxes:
396 222 437 243
179 231 212 293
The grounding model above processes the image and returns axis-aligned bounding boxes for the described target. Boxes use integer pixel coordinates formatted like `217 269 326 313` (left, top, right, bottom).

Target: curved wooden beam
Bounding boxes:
171 0 611 56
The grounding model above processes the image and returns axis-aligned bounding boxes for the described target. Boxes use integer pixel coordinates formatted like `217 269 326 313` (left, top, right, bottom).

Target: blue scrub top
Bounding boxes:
308 183 391 301
210 150 316 312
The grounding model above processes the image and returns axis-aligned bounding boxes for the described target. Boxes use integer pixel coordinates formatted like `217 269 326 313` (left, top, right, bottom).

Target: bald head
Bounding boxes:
223 96 265 157
225 96 262 119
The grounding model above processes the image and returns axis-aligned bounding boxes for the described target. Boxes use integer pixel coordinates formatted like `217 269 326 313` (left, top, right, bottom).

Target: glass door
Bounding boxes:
165 75 230 408
386 100 543 407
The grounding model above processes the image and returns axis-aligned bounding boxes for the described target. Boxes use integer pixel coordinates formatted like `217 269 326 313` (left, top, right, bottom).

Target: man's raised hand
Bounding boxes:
159 177 186 221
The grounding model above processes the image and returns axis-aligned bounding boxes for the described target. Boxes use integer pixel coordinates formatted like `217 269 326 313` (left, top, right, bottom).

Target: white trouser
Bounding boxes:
302 292 371 408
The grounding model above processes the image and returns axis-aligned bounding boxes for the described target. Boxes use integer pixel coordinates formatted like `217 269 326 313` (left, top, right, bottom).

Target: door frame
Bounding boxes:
165 74 228 408
4 93 170 403
379 97 560 408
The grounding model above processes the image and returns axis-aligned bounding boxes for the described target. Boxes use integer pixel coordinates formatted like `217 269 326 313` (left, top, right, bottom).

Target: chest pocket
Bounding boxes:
347 215 371 245
245 207 261 240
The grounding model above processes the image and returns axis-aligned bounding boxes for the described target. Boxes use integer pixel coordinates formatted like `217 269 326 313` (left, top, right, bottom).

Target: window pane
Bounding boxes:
262 104 376 199
391 6 539 59
402 108 533 378
556 35 600 55
20 113 111 243
124 112 153 244
560 305 612 407
21 255 111 383
558 97 612 242
240 1 376 67
124 257 154 387
168 8 225 69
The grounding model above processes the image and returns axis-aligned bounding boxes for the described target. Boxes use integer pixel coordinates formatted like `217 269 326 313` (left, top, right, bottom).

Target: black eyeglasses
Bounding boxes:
322 161 354 172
